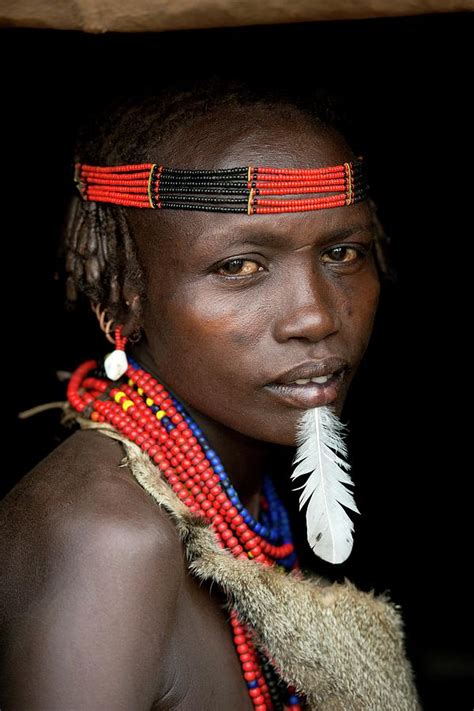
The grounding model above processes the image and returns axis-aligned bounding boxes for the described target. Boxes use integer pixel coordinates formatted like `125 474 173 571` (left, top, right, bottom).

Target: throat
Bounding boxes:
240 486 261 520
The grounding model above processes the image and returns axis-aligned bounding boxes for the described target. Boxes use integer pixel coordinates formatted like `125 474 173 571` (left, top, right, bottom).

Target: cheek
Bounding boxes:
343 271 380 358
179 293 260 352
146 282 265 388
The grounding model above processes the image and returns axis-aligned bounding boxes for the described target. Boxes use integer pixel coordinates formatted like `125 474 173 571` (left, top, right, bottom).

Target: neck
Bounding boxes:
128 342 294 519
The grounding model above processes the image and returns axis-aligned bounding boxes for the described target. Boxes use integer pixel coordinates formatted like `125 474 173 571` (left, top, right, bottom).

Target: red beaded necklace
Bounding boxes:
67 349 306 710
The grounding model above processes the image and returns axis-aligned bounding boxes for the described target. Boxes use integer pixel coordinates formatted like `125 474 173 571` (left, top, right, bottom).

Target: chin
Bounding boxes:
331 399 345 418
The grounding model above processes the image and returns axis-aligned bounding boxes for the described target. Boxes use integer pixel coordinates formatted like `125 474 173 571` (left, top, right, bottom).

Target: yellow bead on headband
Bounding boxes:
74 158 368 215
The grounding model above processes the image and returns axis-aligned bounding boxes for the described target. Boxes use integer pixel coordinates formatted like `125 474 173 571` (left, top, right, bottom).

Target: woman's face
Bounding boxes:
128 106 380 447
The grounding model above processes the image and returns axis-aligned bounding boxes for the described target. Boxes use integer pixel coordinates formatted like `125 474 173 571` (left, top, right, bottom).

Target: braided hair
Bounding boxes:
58 76 394 341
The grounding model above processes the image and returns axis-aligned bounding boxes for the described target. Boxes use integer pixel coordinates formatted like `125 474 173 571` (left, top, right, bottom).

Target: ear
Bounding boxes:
91 289 143 345
122 291 143 343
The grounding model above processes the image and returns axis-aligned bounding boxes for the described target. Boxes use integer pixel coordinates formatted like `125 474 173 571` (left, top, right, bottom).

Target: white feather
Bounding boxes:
290 405 359 564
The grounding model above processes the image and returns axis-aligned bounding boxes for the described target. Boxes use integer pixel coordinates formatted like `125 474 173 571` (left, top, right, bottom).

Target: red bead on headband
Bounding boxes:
74 159 368 215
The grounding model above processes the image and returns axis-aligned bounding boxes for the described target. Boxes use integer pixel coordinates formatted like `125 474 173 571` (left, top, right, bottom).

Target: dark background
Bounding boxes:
1 13 472 708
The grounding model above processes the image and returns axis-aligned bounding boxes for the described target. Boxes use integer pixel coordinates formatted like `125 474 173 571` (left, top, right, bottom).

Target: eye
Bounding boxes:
321 245 365 264
215 258 264 277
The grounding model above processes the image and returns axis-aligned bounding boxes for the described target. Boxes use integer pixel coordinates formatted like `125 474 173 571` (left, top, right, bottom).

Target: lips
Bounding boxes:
272 357 348 385
264 357 348 409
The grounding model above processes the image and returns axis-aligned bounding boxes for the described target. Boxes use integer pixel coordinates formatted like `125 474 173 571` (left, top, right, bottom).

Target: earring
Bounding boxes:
103 325 129 380
91 301 116 345
91 301 130 380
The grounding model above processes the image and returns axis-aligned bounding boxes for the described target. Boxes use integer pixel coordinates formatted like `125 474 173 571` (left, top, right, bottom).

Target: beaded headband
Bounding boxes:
74 158 369 215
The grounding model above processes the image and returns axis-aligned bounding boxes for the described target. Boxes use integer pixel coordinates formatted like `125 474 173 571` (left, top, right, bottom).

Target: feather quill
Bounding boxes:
290 405 359 564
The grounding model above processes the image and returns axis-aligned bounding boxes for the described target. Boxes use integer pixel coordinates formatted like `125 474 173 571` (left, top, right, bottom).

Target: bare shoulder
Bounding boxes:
0 427 184 586
0 427 185 709
1 425 183 551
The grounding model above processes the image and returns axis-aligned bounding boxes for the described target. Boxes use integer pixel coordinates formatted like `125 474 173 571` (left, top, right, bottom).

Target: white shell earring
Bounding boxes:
104 325 129 380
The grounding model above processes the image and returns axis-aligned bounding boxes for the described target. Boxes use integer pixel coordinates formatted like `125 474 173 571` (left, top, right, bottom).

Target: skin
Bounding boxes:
0 104 380 710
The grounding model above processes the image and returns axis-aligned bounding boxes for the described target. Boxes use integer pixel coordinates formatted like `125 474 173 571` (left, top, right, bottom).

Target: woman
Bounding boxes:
0 77 419 709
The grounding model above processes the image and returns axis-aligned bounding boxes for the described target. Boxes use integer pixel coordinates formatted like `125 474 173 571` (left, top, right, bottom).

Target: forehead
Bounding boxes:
154 103 352 169
129 201 373 262
127 104 369 248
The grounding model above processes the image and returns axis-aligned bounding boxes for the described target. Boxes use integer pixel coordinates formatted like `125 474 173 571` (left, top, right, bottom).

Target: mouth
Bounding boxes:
264 367 347 409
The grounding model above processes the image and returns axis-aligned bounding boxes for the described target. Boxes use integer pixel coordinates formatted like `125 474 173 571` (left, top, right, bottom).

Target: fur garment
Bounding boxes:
51 404 423 709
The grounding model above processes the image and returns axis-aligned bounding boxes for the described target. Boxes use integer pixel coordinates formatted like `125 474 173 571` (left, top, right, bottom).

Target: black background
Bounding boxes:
1 13 473 708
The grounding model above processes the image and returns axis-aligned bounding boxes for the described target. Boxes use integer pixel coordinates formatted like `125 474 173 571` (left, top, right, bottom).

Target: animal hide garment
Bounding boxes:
54 405 422 709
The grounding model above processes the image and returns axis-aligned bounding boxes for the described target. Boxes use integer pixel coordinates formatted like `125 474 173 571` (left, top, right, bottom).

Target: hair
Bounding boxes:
58 75 395 341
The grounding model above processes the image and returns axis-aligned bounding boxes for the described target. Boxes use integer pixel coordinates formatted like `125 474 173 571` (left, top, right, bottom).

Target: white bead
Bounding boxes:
104 350 128 380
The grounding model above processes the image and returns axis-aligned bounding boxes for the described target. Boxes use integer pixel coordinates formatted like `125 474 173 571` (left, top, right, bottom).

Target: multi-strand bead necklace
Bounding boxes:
74 158 368 215
67 352 305 710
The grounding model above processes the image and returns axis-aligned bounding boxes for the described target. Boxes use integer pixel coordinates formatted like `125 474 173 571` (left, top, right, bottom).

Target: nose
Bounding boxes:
272 268 341 344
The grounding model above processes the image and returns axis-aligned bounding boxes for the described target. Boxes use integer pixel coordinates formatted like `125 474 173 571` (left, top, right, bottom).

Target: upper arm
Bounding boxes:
0 513 183 710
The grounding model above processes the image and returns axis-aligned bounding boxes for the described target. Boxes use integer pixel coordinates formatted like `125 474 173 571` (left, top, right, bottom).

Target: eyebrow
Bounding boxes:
222 221 374 250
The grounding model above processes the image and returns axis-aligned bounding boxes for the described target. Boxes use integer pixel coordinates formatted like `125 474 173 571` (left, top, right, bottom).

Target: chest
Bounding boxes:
152 573 257 711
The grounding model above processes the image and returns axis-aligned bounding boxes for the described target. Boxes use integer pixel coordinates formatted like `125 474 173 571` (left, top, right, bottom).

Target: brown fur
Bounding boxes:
28 402 422 710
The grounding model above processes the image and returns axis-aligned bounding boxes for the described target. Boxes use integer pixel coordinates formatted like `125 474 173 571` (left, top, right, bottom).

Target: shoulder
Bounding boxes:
0 427 184 708
1 426 185 600
1 425 182 545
